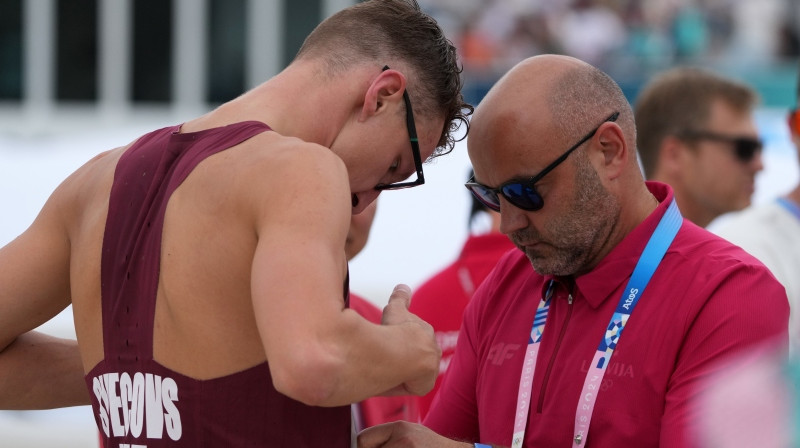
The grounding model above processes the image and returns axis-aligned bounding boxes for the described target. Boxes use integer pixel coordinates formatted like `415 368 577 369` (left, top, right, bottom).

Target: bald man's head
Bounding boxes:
465 55 656 277
471 55 636 162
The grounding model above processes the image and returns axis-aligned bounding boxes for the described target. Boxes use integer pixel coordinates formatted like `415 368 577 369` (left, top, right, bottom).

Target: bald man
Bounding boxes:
358 55 787 447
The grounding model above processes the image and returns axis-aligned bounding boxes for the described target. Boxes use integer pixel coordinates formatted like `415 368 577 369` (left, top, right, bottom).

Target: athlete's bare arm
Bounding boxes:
249 137 440 407
0 161 95 409
0 332 86 409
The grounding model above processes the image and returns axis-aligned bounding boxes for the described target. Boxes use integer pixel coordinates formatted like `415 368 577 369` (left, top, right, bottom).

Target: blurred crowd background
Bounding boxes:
1 0 797 124
423 0 799 107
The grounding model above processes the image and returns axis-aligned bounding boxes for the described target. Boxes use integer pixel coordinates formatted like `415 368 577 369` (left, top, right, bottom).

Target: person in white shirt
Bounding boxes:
714 91 800 349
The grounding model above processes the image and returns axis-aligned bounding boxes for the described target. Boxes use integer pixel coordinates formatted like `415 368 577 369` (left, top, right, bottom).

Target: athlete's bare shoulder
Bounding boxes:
237 130 346 178
210 130 352 234
54 144 127 210
223 130 350 203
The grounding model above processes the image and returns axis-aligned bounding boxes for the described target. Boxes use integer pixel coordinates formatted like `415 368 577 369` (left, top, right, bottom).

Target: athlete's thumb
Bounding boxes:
386 283 412 310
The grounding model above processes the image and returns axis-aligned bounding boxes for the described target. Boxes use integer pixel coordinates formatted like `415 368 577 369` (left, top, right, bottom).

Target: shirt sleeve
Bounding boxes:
422 282 485 442
659 261 789 447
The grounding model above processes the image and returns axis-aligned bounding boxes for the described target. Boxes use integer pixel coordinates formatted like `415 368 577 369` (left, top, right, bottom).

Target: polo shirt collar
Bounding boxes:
541 181 677 308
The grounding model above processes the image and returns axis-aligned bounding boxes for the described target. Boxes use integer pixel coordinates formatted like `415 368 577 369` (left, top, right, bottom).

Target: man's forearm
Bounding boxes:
0 331 89 409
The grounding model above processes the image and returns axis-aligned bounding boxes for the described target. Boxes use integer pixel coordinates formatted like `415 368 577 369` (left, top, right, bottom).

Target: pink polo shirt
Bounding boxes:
424 182 788 447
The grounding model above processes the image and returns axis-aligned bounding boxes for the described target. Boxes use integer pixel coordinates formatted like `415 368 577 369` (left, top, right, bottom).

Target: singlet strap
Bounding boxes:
101 121 272 363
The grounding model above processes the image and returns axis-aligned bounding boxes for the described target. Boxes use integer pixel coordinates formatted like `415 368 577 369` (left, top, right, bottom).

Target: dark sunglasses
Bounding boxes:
374 65 425 190
677 129 763 163
465 111 620 212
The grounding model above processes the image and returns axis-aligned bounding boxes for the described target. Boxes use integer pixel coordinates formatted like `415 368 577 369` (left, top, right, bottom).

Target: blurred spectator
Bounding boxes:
502 12 561 69
671 5 709 61
407 169 515 420
419 0 798 102
725 0 785 67
714 73 800 350
457 18 498 75
552 0 627 67
778 19 800 59
620 2 673 70
346 201 420 430
634 66 762 228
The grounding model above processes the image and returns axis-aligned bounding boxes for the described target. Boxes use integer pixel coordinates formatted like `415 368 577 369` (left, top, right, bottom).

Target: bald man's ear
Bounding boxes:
594 123 627 180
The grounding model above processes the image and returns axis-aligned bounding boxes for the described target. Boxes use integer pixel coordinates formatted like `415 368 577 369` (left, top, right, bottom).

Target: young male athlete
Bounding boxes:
0 1 470 446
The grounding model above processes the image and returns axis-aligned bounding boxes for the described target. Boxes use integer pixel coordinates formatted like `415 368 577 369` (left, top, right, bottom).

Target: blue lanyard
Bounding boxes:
784 358 800 446
573 198 682 445
510 199 683 448
777 197 800 222
612 198 683 315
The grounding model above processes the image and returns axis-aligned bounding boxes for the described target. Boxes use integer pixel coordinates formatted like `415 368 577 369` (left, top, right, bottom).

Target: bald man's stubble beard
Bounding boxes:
513 161 620 277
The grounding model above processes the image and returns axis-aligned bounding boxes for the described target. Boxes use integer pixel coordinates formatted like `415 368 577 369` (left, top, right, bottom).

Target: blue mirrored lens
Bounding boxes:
469 185 501 211
501 183 543 211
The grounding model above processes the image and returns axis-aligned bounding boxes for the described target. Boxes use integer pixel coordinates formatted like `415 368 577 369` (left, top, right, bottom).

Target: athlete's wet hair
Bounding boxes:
295 0 472 156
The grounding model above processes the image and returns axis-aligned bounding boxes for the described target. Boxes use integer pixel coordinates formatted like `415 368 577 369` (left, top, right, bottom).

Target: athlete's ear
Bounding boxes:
359 67 405 122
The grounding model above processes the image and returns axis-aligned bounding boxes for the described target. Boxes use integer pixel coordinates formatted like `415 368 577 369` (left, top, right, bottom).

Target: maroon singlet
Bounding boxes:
85 121 351 447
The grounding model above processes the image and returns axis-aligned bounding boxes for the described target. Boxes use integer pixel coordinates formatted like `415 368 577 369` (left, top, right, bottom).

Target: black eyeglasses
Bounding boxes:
465 111 620 212
374 65 425 190
677 129 763 163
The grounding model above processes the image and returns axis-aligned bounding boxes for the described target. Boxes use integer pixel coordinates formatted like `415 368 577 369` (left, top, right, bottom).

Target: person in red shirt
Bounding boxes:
409 169 515 419
345 201 420 430
358 54 788 447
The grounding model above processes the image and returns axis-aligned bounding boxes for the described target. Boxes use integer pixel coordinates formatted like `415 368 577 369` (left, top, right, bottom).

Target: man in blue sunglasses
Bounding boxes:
359 54 787 448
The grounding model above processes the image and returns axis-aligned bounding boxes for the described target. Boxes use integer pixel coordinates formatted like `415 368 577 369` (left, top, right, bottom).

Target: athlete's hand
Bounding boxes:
380 284 422 326
358 421 473 448
381 284 440 396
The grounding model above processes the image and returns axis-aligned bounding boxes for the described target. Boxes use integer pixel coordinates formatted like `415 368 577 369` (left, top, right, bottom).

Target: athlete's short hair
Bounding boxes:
295 0 471 155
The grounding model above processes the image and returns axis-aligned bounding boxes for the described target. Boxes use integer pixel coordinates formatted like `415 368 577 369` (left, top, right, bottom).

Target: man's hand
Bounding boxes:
358 421 472 448
381 284 441 396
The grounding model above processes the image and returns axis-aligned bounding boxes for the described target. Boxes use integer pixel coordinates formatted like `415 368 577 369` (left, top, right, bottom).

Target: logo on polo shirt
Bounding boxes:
579 359 635 381
488 343 521 366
